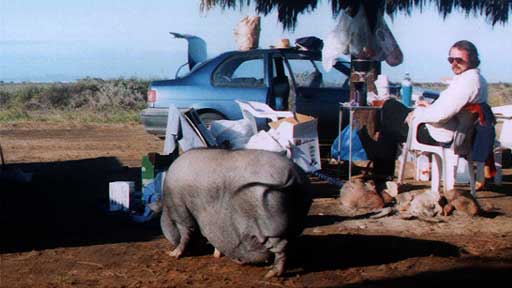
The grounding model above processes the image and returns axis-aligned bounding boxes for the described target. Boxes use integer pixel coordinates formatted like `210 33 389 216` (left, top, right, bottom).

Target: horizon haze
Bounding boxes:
1 1 511 83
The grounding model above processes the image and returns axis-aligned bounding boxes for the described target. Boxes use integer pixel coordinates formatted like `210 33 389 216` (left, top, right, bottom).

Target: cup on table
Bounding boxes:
371 99 385 107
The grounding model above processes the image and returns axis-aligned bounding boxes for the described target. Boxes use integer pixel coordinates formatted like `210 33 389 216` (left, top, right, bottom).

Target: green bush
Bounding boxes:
0 78 150 123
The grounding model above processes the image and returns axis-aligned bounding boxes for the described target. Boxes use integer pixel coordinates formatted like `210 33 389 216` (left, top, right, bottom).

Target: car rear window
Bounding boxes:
212 54 265 88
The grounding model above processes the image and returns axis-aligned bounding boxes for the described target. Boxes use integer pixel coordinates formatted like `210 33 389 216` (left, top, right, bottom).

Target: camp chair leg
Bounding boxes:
431 154 441 198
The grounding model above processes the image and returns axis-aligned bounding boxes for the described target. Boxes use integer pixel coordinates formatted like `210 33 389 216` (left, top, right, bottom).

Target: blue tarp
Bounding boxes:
331 125 368 161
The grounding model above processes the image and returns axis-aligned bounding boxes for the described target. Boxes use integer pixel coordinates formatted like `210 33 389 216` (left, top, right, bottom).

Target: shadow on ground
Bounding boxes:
0 157 162 253
342 265 512 287
286 234 461 275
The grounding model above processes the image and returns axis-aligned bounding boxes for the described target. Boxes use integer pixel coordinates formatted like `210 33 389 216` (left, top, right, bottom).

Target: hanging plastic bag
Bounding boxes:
322 10 352 71
234 16 260 51
331 125 368 161
348 4 374 58
372 14 403 66
322 4 376 71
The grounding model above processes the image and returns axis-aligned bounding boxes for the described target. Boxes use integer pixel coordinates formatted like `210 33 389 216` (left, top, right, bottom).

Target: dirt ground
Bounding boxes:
1 122 511 288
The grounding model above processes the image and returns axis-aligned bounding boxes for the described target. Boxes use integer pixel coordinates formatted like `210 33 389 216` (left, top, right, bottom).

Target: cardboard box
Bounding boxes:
268 113 317 138
269 113 321 173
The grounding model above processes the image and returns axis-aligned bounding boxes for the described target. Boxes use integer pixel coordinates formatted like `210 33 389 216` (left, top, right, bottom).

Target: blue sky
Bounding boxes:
1 0 511 82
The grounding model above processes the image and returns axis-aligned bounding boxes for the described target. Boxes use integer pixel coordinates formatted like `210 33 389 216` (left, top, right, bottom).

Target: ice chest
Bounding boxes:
269 113 321 173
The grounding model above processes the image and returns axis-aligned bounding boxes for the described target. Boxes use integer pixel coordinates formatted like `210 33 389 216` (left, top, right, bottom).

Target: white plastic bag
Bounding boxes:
374 74 390 97
244 130 287 154
322 9 352 71
322 4 374 71
210 119 257 149
234 16 260 51
348 5 374 58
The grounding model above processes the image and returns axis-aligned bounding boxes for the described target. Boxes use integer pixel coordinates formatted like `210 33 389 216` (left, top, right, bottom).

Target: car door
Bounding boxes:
281 52 350 141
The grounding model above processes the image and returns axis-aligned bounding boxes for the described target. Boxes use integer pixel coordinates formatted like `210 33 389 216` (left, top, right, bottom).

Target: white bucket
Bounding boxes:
416 154 430 181
455 158 470 184
109 181 134 211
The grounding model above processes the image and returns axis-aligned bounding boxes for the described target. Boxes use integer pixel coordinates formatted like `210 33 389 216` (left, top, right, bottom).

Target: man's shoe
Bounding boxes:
476 181 485 191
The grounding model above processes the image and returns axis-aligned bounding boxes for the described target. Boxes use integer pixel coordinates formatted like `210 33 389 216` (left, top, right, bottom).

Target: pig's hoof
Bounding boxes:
264 268 282 279
213 248 223 258
167 249 182 258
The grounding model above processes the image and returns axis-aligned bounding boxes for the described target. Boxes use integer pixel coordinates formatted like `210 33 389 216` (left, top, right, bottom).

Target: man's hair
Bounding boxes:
451 40 480 68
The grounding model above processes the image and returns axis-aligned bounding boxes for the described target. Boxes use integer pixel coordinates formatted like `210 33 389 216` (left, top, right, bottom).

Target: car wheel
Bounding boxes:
198 112 226 128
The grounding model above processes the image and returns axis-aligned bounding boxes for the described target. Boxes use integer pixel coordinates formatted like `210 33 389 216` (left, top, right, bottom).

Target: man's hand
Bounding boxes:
415 100 431 107
405 111 415 125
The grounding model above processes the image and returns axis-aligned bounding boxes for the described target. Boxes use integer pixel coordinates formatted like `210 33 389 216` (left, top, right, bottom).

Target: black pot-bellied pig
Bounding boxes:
161 148 312 278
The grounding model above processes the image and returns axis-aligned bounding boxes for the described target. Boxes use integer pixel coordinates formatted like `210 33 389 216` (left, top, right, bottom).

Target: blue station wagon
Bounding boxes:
141 33 351 141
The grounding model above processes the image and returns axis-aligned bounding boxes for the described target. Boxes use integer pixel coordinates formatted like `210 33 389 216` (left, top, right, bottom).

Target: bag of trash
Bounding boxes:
331 125 368 161
234 16 260 51
210 118 257 149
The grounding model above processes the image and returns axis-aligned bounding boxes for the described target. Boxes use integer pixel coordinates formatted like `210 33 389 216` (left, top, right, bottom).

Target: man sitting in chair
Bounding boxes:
363 40 495 189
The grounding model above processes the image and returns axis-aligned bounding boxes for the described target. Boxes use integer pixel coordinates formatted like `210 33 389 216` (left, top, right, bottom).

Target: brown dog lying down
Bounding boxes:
442 189 481 216
339 178 385 210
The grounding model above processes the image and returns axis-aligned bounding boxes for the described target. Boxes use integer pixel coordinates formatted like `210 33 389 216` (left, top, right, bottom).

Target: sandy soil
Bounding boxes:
1 122 511 288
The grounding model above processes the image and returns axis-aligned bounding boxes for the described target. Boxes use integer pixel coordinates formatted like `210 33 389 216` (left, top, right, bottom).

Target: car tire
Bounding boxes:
198 112 226 128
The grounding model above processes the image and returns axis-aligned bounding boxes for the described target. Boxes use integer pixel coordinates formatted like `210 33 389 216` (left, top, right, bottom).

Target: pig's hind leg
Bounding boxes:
161 206 180 246
263 237 288 278
162 206 196 258
167 224 193 258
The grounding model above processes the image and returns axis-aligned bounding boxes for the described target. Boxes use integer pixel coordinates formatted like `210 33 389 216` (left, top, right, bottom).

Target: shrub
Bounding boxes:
0 78 150 123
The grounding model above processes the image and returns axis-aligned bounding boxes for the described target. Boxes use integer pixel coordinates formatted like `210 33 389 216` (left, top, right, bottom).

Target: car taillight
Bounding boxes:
148 89 157 103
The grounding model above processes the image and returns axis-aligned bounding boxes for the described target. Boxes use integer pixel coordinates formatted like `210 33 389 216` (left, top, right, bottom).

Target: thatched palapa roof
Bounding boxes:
200 0 512 30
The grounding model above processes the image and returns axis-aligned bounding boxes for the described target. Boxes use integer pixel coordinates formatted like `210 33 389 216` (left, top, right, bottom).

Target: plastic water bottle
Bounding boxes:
455 158 470 184
401 72 413 107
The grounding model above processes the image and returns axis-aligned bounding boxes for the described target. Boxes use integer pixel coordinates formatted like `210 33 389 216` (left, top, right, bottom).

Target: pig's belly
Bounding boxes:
198 209 272 264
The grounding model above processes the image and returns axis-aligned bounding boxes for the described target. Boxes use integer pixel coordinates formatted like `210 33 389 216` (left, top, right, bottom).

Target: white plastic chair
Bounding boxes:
398 117 477 199
492 105 512 186
492 105 512 150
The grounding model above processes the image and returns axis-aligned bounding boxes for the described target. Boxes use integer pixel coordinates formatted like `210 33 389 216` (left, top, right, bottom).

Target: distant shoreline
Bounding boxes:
1 78 511 85
0 77 163 85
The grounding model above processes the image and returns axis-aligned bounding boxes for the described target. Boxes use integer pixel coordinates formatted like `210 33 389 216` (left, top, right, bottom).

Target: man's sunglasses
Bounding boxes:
448 57 466 64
